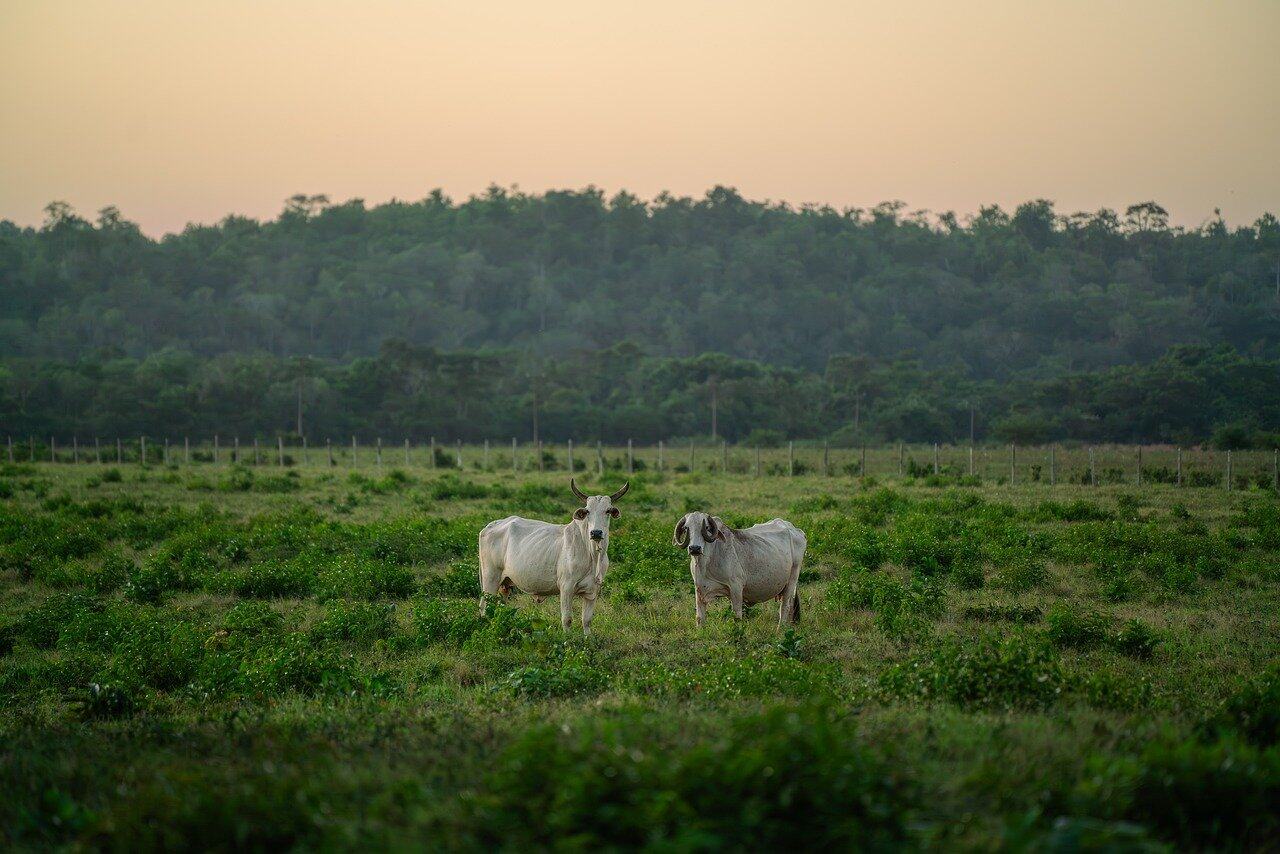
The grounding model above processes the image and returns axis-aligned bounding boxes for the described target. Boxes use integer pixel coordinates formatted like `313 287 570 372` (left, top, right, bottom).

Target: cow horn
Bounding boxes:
569 478 588 502
673 517 690 548
609 481 630 502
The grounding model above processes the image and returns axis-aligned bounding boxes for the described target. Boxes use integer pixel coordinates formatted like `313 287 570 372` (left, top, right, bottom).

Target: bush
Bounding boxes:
309 601 397 644
78 681 138 720
463 704 912 851
419 562 478 598
503 646 608 698
1045 606 1110 650
880 631 1062 710
1111 619 1158 660
1201 667 1280 747
962 604 1042 624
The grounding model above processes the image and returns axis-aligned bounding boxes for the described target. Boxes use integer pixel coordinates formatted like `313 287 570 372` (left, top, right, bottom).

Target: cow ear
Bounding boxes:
673 518 689 547
607 507 620 518
711 517 728 540
573 508 588 520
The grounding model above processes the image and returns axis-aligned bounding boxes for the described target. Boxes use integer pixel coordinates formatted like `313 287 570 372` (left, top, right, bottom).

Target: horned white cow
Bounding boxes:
478 479 629 634
673 511 806 628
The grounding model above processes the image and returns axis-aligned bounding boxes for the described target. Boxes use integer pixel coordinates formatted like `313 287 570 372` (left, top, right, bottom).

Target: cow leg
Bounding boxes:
478 552 502 616
695 588 707 627
780 577 800 627
729 584 744 620
581 592 597 636
559 589 574 631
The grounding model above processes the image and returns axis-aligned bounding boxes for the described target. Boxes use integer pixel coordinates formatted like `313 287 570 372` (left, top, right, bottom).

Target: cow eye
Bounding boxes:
607 507 620 518
574 508 588 520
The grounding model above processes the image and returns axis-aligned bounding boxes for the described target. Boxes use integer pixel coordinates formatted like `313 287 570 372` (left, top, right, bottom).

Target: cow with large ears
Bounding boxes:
673 511 806 628
478 479 629 634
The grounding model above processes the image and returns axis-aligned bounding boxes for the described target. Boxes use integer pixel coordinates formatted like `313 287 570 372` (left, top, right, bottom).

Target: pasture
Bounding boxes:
1 457 1278 850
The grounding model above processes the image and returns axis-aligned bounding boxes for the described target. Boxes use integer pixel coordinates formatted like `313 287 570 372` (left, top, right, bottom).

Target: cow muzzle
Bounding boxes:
590 529 604 541
688 544 703 556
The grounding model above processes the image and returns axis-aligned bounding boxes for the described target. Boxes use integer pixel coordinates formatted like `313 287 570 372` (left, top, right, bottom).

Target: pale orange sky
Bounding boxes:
1 0 1277 235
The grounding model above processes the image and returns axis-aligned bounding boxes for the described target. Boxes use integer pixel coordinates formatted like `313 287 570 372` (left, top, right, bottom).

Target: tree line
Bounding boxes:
2 187 1278 444
2 342 1277 448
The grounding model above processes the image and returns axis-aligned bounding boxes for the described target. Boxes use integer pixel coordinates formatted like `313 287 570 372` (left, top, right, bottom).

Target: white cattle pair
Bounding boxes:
478 479 806 634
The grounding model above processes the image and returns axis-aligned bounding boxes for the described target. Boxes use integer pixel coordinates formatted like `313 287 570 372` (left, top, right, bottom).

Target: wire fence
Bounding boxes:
8 435 1280 491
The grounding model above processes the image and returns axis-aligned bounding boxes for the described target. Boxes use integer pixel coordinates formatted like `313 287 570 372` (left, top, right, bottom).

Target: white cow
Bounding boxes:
478 479 629 634
673 511 806 628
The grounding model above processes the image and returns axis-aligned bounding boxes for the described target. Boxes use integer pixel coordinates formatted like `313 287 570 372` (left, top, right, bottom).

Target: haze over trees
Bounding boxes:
2 187 1279 444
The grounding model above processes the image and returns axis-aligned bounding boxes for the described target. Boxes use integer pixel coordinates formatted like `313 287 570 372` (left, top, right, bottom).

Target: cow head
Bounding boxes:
569 479 628 552
673 511 727 560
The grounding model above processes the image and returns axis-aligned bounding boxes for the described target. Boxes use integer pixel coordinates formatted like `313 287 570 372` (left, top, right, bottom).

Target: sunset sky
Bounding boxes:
2 0 1277 235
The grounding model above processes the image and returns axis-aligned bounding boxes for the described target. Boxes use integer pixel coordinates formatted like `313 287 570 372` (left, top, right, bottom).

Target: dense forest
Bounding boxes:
2 187 1279 444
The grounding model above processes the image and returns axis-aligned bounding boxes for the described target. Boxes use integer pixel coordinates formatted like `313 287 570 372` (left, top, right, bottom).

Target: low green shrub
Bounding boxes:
961 603 1042 624
880 631 1062 710
1201 666 1280 747
1045 605 1110 650
309 601 397 644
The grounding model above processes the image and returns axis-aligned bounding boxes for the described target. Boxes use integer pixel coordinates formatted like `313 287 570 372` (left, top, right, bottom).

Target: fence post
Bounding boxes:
657 440 663 471
483 439 489 470
327 438 334 467
139 436 146 466
822 441 829 477
689 439 695 472
512 438 517 472
302 436 308 466
350 436 356 468
163 438 169 465
5 436 11 464
1274 449 1278 492
538 440 544 472
1136 446 1142 486
723 440 729 474
1089 446 1096 487
1049 445 1055 486
456 439 462 469
95 437 101 464
788 441 794 477
568 440 574 474
1010 443 1015 484
933 443 939 476
755 445 761 477
117 438 123 464
405 438 411 467
1226 449 1232 491
254 438 260 466
430 437 437 469
30 436 35 463
213 435 219 465
51 436 56 463
375 438 382 469
185 436 190 465
897 442 904 477
73 436 78 464
1177 447 1182 486
969 443 974 477
597 440 604 476
861 444 867 480
628 439 634 475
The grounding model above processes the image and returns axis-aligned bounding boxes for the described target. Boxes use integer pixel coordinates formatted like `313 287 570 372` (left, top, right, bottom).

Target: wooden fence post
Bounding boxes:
117 438 123 464
689 439 695 472
1226 450 1232 491
1049 445 1055 486
755 445 761 477
788 441 794 477
5 436 11 464
405 438 411 467
302 436 308 466
73 436 78 464
456 439 462 469
657 440 663 471
1176 447 1182 486
1136 446 1142 486
163 438 169 465
512 438 517 472
1089 446 1096 486
185 436 190 465
30 436 35 463
253 438 260 466
822 441 829 476
897 442 904 477
968 443 974 477
280 436 286 467
95 437 101 464
327 438 334 467
350 436 356 468
51 437 56 463
538 440 544 472
483 439 489 470
376 438 382 469
861 444 867 479
568 440 575 474
723 440 729 473
213 435 219 464
933 443 940 476
597 440 604 476
1009 443 1015 484
628 439 634 475
429 437 436 469
1273 449 1278 492
139 436 146 466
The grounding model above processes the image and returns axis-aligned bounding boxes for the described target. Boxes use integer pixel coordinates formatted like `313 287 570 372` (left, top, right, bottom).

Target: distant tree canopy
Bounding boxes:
2 187 1279 443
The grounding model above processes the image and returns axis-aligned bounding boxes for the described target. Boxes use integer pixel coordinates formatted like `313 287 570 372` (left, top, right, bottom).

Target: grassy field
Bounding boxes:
2 458 1278 850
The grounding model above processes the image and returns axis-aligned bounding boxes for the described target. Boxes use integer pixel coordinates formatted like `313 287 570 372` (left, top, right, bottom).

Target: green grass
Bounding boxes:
1 460 1279 849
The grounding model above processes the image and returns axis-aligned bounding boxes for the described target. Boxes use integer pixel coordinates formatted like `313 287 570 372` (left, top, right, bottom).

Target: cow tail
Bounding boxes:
792 592 801 623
